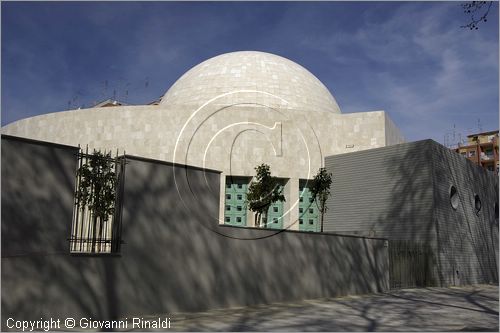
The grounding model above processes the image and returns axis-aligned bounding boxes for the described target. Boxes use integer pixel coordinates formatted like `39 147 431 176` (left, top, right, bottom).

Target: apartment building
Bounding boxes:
455 130 499 174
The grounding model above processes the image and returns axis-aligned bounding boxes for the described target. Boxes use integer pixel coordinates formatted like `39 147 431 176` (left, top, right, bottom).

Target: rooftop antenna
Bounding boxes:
100 80 109 99
444 133 450 148
69 95 79 109
124 82 130 102
452 123 456 146
477 118 483 133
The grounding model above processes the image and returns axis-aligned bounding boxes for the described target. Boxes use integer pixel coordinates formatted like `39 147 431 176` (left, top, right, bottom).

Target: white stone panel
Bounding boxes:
1 51 405 229
161 51 341 115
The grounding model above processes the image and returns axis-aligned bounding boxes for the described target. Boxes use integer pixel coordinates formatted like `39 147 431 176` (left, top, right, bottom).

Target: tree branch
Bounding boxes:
461 1 493 30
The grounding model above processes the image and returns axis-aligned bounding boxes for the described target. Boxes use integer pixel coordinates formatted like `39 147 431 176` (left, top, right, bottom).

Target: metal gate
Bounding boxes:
389 240 435 289
69 146 125 254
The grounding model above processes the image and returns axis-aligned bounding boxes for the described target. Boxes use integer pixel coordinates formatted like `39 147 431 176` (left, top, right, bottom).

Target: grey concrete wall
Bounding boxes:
1 135 79 255
430 142 498 286
1 135 389 324
324 140 435 241
324 139 498 286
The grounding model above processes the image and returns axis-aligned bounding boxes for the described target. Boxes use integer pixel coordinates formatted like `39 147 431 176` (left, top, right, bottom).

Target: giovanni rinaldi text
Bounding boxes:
6 317 172 331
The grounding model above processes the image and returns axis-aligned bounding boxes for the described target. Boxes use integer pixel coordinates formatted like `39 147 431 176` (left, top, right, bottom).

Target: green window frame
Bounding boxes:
266 183 285 229
298 180 319 232
224 176 250 227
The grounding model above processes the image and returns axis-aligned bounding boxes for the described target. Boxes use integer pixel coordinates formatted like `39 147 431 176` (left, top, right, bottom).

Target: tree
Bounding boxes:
246 164 285 227
310 168 332 233
461 1 493 30
76 150 117 252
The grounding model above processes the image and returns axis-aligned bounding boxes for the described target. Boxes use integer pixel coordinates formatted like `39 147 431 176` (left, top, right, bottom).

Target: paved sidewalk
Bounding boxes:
151 284 499 331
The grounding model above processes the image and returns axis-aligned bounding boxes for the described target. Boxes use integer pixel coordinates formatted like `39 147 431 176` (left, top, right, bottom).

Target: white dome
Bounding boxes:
160 51 341 113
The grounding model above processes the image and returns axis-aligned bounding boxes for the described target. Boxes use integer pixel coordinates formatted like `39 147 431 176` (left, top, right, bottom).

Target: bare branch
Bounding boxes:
461 1 493 30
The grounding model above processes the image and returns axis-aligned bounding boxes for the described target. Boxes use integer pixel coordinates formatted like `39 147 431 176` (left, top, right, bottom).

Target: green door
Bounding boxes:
298 181 320 232
224 177 249 227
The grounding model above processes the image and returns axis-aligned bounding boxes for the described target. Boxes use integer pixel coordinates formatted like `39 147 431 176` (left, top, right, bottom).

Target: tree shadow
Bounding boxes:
335 140 499 288
2 137 390 326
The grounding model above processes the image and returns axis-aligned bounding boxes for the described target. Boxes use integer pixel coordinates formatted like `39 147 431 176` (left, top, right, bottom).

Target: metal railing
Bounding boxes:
69 146 125 254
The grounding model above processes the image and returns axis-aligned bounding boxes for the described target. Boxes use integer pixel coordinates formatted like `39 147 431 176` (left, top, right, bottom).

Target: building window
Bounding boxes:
299 219 303 224
226 194 231 200
238 184 243 189
236 217 242 223
309 197 314 203
299 197 303 202
226 205 231 211
273 218 278 223
299 208 303 213
469 150 476 157
273 206 278 213
237 194 243 200
225 216 230 223
226 183 231 189
450 186 459 210
474 194 482 215
237 206 242 211
309 208 313 213
309 219 314 225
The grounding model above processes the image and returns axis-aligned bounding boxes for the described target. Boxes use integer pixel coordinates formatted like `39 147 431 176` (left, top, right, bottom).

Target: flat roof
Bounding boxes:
467 130 499 137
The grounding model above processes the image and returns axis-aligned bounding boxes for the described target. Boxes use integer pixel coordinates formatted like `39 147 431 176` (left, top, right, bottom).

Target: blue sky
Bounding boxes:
2 1 498 143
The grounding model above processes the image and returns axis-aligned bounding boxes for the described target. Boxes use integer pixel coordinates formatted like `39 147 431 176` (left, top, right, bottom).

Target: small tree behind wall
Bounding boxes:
310 167 332 233
74 149 118 253
247 164 285 227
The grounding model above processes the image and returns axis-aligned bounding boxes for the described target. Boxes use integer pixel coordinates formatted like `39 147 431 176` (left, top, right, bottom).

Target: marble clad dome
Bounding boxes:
160 51 341 114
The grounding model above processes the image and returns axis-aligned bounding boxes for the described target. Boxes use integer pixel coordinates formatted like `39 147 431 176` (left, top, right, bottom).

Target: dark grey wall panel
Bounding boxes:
1 136 78 255
324 139 498 287
1 136 389 324
324 140 435 242
430 142 498 286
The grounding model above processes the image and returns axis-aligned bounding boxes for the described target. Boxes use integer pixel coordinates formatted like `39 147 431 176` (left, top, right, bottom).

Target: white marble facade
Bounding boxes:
2 51 405 229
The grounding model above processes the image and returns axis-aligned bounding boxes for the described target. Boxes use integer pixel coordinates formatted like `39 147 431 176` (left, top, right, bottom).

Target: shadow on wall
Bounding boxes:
377 140 498 286
376 141 439 286
431 142 498 286
1 139 76 255
1 138 112 322
375 141 435 241
1 136 390 324
109 157 389 317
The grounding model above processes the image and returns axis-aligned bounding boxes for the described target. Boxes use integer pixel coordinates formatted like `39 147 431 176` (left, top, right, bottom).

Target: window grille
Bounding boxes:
69 146 124 254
